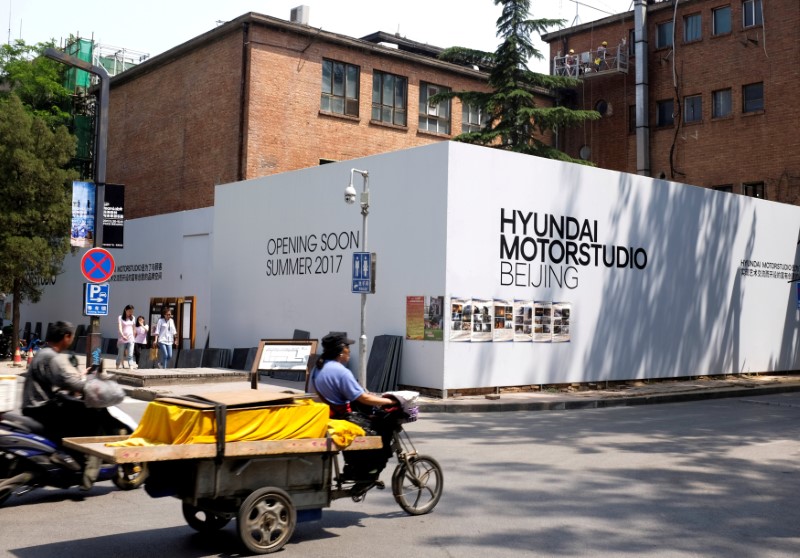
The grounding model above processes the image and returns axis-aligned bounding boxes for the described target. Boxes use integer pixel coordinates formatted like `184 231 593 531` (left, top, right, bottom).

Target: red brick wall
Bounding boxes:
549 0 800 202
107 30 244 218
107 20 554 219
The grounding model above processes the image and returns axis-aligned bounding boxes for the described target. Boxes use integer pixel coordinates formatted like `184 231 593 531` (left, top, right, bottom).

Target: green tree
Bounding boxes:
435 0 599 163
0 41 77 356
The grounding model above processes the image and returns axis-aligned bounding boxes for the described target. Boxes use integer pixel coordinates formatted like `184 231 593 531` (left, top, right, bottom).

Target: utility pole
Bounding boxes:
44 47 111 367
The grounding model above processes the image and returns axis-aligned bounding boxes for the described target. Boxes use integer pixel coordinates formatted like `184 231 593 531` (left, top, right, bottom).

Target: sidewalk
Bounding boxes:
3 357 800 413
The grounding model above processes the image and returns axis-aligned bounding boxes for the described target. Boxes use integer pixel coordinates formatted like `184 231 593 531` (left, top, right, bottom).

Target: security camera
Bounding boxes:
344 184 357 205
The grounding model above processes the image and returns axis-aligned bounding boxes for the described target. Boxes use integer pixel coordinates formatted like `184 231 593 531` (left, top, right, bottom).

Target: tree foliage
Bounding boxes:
435 0 599 163
0 40 77 351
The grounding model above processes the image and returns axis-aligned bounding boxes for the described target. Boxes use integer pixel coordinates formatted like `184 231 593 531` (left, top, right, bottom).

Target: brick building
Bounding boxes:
542 0 800 203
106 10 554 219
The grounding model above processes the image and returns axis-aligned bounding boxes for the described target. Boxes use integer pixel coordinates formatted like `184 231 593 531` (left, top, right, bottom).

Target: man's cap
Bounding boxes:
568 49 574 54
321 333 355 352
602 41 608 46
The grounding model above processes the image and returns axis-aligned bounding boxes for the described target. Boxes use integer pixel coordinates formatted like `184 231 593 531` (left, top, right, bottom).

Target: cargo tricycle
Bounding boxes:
64 401 442 554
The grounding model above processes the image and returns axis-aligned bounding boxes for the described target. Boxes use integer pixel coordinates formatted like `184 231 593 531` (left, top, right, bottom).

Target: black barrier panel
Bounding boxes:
74 336 87 354
138 348 154 369
202 348 231 368
105 338 118 355
177 348 203 368
229 348 251 370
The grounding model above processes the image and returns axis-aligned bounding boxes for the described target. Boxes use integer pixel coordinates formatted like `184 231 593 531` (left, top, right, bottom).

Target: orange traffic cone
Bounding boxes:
13 347 22 366
26 349 33 366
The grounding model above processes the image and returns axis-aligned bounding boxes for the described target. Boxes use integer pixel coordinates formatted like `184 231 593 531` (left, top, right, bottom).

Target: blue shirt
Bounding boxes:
311 360 364 406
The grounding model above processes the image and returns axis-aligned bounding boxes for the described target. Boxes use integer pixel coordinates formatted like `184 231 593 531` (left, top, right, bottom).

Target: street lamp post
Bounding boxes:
44 47 111 368
344 168 369 388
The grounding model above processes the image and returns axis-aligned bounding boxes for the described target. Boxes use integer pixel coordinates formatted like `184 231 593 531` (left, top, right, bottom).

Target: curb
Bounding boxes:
415 383 800 413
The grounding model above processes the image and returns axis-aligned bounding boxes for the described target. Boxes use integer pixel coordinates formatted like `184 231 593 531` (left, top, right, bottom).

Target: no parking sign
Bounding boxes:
81 248 115 283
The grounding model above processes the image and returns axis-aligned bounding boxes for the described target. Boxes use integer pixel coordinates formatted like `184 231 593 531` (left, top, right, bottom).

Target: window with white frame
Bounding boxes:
742 82 763 113
684 13 702 42
656 99 674 127
684 95 702 123
372 71 408 126
321 59 359 117
743 182 764 199
656 21 673 49
418 82 451 134
712 89 732 118
742 0 763 28
462 103 487 134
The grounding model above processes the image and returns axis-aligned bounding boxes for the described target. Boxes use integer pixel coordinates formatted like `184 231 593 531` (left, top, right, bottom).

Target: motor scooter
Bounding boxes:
0 396 147 506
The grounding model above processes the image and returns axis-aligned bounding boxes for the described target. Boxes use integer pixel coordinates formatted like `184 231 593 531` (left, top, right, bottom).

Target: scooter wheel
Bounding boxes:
112 462 148 490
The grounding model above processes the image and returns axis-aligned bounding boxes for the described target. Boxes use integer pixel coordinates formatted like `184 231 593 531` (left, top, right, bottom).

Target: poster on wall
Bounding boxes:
534 301 553 342
513 300 533 342
493 299 514 342
449 297 471 341
101 183 125 249
424 295 444 341
71 180 96 248
406 296 425 340
553 302 572 343
471 298 493 342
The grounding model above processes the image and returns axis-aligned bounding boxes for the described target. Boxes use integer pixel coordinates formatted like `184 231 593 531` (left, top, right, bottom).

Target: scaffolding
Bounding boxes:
62 37 149 180
553 43 629 78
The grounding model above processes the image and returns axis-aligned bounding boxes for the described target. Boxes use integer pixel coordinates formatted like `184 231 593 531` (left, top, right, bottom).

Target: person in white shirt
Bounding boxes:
133 315 149 366
153 307 177 369
116 305 136 369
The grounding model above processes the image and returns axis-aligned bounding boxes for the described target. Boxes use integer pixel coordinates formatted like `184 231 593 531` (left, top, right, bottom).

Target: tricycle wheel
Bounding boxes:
182 502 231 532
237 487 296 554
392 455 443 515
112 462 148 490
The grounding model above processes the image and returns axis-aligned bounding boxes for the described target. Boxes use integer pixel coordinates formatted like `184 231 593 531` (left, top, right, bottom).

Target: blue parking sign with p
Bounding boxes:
84 283 109 316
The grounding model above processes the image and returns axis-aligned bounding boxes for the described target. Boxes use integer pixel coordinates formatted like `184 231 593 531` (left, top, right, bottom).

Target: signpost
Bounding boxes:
352 252 375 294
84 283 109 316
81 248 115 283
80 248 115 368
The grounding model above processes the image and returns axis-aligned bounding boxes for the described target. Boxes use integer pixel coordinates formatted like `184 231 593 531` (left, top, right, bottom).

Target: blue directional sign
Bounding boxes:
352 252 372 294
84 282 109 316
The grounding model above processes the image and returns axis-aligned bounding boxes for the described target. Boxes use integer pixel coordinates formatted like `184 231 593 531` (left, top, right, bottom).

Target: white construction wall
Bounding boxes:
20 142 800 394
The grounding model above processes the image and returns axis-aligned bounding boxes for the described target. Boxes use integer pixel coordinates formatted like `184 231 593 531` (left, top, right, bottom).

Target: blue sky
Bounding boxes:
2 0 634 73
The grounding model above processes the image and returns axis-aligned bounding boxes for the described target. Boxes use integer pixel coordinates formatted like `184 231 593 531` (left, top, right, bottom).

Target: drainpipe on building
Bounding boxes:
634 0 651 176
237 22 251 182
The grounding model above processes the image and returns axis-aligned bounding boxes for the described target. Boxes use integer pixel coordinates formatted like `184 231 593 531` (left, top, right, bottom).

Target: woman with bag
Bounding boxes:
153 306 177 369
116 305 136 369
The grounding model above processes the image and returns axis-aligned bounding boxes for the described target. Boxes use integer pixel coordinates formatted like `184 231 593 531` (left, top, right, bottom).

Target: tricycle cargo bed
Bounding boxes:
62 435 382 464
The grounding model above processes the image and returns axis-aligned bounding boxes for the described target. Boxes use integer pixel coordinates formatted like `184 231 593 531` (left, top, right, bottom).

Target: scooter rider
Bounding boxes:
21 320 102 488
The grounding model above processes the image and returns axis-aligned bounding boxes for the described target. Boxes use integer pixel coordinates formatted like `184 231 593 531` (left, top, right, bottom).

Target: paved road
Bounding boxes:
2 393 799 557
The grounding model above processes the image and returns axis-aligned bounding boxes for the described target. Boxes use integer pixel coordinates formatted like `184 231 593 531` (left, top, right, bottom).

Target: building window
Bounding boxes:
714 185 733 193
743 182 765 199
418 82 451 134
462 103 487 134
742 82 764 113
656 99 674 127
656 21 673 49
321 59 359 117
712 88 732 118
372 71 407 126
742 0 763 28
684 13 702 43
628 29 636 57
628 104 636 134
684 95 702 123
712 6 732 35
